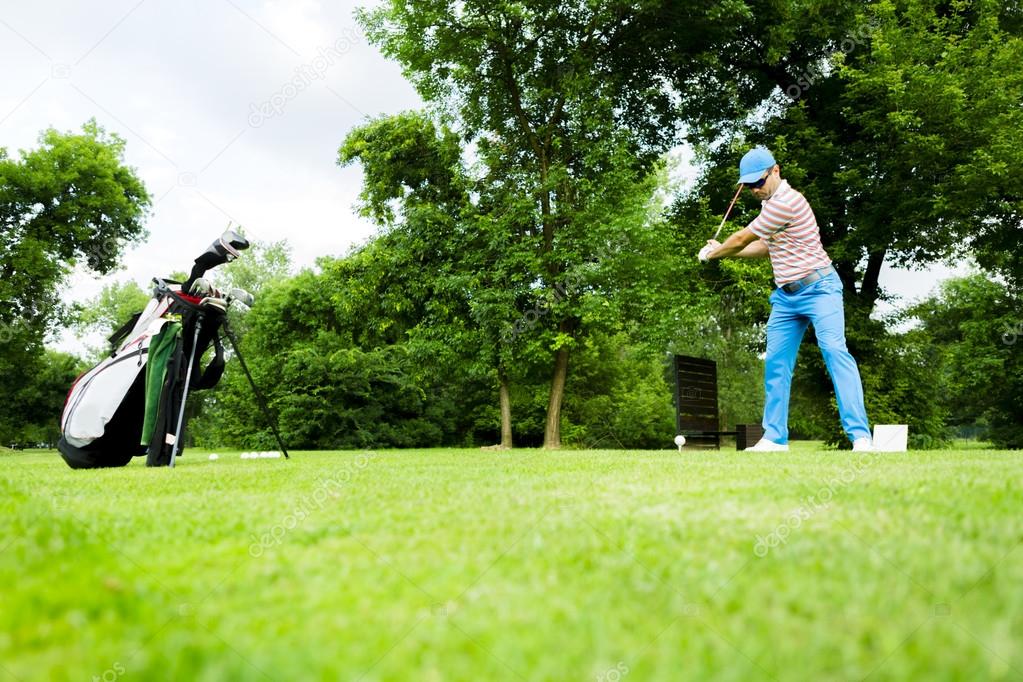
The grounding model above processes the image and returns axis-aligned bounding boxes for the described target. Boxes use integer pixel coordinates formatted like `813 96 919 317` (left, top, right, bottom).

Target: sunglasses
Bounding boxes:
744 172 770 189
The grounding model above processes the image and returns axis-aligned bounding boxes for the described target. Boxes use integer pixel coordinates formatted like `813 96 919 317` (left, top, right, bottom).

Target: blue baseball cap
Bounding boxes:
738 146 776 184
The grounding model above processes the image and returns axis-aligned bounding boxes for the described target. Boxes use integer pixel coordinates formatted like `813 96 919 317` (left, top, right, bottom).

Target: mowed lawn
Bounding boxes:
1 445 1021 681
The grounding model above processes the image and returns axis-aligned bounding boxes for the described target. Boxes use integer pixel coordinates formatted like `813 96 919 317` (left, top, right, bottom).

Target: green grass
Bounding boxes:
2 445 1021 681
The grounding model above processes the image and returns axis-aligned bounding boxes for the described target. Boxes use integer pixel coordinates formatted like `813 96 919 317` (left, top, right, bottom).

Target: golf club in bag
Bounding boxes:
57 228 290 469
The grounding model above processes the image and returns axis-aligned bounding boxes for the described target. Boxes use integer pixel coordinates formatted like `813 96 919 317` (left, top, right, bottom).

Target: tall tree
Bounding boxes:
356 2 706 446
339 112 522 445
340 105 672 447
1 120 150 331
1 120 149 442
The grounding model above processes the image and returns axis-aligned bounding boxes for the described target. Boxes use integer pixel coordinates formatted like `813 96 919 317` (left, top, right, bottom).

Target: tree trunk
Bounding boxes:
499 371 513 448
840 249 887 330
537 151 567 450
858 249 887 311
543 344 570 449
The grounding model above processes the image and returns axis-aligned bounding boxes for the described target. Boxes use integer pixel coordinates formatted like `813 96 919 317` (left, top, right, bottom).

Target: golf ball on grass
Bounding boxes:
208 453 219 461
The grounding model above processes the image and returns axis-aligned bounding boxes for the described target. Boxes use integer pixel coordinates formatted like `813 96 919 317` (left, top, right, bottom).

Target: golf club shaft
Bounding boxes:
222 320 290 459
169 317 202 467
713 185 745 240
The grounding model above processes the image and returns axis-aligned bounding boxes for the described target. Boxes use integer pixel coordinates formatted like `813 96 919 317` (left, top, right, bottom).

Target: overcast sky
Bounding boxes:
1 0 968 352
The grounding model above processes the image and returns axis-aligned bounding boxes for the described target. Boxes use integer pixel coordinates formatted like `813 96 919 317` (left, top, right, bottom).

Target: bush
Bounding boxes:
561 333 676 449
911 274 1023 450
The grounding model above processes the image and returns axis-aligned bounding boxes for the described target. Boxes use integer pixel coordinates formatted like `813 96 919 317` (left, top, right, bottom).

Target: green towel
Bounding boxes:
141 321 182 445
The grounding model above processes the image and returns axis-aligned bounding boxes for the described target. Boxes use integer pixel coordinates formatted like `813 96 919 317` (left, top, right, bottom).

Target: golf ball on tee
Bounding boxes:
674 435 686 447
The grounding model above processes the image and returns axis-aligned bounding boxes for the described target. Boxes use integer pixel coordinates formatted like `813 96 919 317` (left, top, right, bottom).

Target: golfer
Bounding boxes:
699 146 873 452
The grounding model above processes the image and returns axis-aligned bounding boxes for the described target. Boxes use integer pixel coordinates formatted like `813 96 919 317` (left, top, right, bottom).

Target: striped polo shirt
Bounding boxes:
746 180 832 285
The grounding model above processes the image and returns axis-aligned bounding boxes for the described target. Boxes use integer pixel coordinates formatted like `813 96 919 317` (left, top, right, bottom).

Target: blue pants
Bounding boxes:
762 271 870 444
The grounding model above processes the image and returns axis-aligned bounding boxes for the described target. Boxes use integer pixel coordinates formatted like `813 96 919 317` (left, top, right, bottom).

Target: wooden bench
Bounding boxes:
672 354 763 450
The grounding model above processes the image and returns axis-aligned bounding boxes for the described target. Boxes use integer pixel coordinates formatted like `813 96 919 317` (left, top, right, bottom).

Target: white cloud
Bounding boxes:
261 0 332 54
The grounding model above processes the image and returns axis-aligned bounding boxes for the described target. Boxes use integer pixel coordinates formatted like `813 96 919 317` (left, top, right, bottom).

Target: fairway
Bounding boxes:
2 446 1021 681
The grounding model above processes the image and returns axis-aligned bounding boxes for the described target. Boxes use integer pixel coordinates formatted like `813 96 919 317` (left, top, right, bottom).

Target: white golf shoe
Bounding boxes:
744 438 789 452
852 437 874 452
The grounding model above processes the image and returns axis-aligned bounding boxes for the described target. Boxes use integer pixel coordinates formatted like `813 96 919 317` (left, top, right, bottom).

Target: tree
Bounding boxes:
910 273 1022 448
0 349 82 448
340 104 682 448
675 0 1023 317
212 239 293 297
339 111 530 448
354 0 879 447
1 120 149 444
70 280 151 361
1 120 150 332
837 0 1023 292
357 3 691 446
337 112 501 438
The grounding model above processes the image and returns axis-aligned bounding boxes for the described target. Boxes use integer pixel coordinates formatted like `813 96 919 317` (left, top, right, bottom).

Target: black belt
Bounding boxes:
777 265 836 294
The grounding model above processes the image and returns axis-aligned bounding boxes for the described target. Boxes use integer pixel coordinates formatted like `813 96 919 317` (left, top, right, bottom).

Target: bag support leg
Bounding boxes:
222 319 290 459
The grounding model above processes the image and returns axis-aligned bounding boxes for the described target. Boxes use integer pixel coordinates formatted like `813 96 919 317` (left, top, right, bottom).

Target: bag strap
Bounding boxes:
108 311 143 354
194 331 226 390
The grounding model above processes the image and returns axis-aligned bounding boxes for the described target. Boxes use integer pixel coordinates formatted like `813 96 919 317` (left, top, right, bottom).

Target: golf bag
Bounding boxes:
58 231 248 469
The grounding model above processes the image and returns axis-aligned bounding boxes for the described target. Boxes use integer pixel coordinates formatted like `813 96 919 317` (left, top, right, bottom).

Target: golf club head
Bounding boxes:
189 277 213 296
218 229 250 262
198 296 228 311
227 287 255 308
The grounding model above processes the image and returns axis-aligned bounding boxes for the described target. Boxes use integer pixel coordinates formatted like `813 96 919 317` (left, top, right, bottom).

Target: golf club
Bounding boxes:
169 317 202 468
712 185 745 240
183 226 250 292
